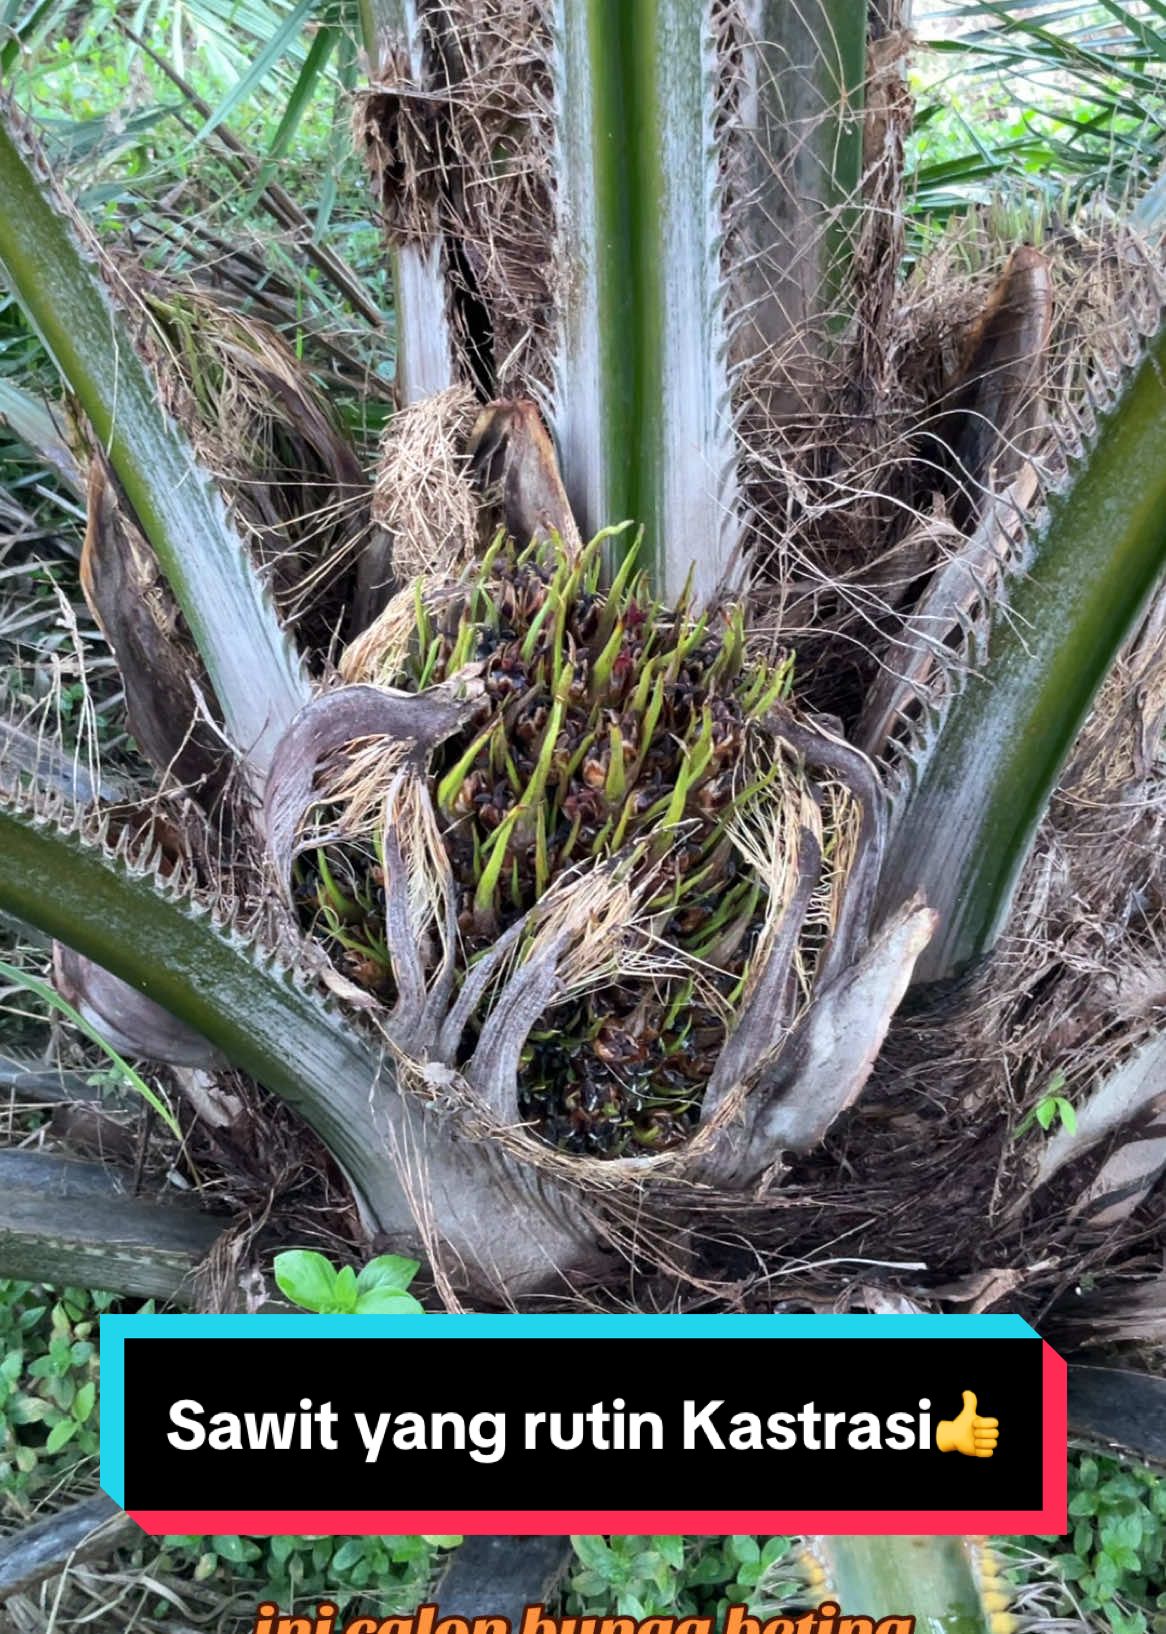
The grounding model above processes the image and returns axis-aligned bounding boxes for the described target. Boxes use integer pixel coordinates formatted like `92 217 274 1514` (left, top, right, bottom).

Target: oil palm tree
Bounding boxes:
2 0 1166 1623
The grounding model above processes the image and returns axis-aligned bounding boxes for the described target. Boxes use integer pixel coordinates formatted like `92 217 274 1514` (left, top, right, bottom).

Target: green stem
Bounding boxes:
0 797 593 1296
807 1536 998 1633
553 0 737 601
881 318 1166 979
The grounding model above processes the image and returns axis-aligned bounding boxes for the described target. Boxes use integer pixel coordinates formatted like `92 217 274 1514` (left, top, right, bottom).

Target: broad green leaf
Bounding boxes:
274 1250 339 1313
760 1536 788 1568
354 1288 424 1315
45 1417 79 1454
356 1254 420 1295
213 1533 258 1563
332 1263 359 1312
570 1535 614 1573
331 1538 364 1570
654 1536 684 1570
274 1248 341 1313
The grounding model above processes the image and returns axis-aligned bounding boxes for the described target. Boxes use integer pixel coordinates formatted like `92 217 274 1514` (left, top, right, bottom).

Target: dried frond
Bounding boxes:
749 577 1166 1326
131 281 373 661
341 577 464 687
80 458 233 806
728 755 821 1015
750 194 1166 746
310 735 413 848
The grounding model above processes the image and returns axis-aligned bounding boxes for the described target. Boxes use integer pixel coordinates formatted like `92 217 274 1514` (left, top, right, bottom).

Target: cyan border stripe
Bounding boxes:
102 1312 1033 1341
100 1314 126 1507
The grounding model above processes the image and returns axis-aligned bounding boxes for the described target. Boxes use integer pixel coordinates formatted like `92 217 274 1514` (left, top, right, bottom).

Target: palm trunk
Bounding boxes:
359 0 872 600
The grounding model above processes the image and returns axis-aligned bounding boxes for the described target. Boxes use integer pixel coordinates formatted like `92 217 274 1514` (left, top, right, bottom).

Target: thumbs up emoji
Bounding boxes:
937 1390 999 1458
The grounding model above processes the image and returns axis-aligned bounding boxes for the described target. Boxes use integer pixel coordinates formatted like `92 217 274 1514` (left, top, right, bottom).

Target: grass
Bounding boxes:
0 960 182 1137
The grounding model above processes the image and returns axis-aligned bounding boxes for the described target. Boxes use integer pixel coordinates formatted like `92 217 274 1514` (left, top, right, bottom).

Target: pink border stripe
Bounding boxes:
1041 1340 1068 1532
128 1506 1062 1537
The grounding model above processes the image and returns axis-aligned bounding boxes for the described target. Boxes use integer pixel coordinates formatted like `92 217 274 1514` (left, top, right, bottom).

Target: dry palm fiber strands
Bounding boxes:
294 529 855 1157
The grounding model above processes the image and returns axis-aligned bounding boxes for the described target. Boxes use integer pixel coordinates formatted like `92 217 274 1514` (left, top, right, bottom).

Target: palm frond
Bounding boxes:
0 102 310 780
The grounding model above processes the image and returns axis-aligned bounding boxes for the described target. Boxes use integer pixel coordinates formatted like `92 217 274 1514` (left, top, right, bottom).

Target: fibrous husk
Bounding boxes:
262 679 488 891
919 243 1055 532
362 393 582 623
468 399 582 554
369 384 481 586
752 204 1163 740
761 574 1166 1330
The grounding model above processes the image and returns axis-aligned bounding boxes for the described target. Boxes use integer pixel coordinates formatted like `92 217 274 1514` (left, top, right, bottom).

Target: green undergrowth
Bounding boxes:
564 1535 801 1618
146 1532 455 1613
909 6 1166 233
0 1279 456 1618
0 1278 108 1510
3 1278 1165 1628
1055 1454 1166 1634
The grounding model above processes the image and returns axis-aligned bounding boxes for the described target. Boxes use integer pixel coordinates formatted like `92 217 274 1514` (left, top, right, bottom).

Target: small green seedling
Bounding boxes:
273 1250 424 1315
1014 1071 1077 1139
